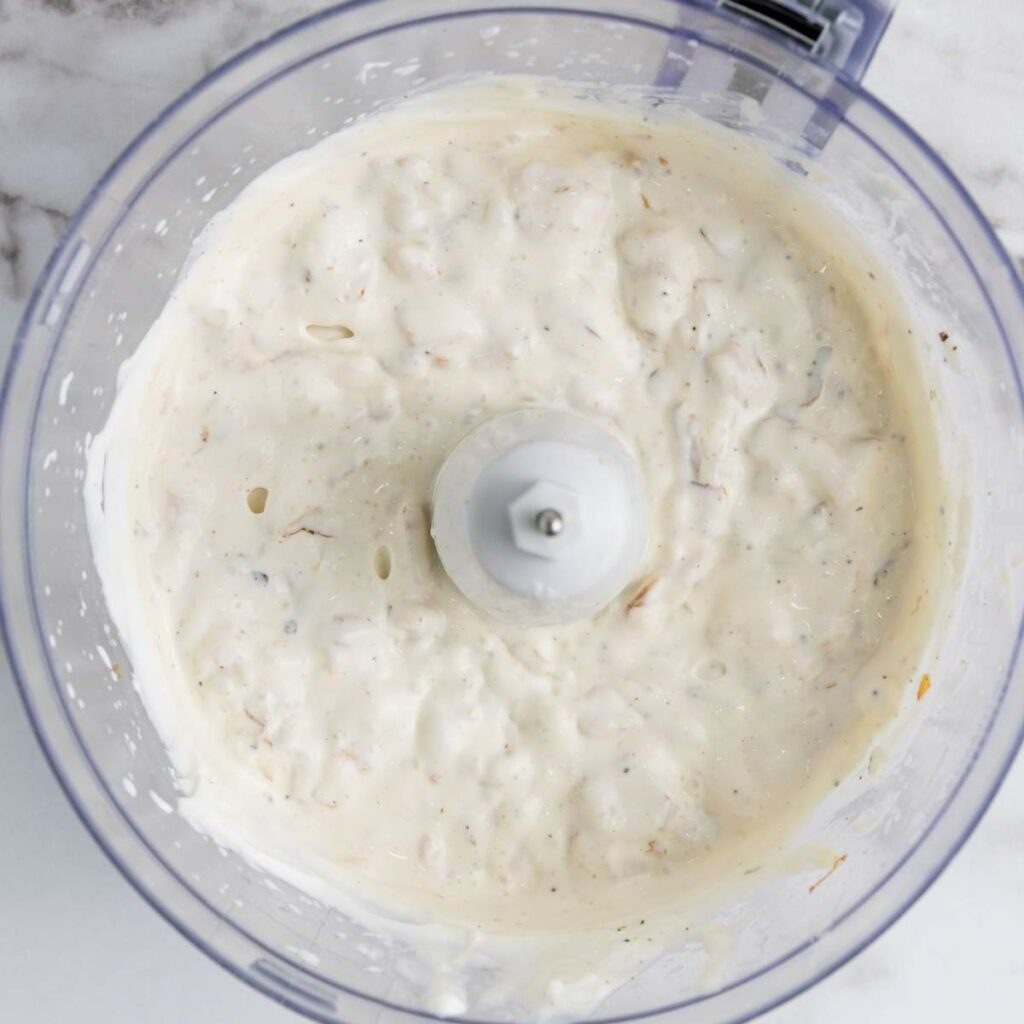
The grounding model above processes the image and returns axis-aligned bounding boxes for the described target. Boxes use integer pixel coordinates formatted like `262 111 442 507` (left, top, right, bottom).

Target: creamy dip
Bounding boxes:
87 77 945 1005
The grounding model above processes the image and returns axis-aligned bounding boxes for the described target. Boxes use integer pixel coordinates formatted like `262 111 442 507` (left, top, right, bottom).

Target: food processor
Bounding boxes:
2 1 1022 1021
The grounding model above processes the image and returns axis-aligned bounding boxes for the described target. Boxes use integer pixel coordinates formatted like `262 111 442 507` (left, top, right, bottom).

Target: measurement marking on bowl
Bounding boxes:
58 239 91 297
250 959 336 1012
58 371 74 407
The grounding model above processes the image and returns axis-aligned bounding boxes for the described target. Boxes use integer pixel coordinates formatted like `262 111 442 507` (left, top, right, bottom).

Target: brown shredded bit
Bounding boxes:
916 673 932 701
644 839 667 858
281 508 335 540
809 853 847 893
554 185 571 194
938 331 949 342
200 426 209 443
657 155 669 167
244 708 266 729
641 193 652 210
282 524 334 539
626 576 658 613
336 749 366 771
433 355 450 368
111 661 122 680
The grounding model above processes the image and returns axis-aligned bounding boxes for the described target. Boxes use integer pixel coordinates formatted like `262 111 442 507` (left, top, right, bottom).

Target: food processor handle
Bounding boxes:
718 0 896 80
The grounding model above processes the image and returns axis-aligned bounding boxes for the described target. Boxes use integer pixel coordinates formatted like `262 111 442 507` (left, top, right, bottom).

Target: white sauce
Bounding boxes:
87 78 946 1011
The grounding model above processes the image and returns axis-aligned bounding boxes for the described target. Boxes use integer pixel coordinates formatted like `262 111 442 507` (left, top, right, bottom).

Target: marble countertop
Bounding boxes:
1 1 1021 1021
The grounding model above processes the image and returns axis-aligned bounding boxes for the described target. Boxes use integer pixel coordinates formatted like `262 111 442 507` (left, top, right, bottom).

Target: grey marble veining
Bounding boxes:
0 2 1021 1022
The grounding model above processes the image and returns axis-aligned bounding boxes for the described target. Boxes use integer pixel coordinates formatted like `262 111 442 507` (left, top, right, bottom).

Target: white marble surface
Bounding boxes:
0 1 1021 1021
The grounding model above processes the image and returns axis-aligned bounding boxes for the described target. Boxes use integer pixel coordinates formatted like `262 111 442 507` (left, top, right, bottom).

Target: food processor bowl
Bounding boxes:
2 1 1022 1021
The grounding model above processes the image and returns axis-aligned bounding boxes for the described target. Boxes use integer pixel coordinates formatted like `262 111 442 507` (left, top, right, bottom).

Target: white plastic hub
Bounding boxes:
430 409 648 626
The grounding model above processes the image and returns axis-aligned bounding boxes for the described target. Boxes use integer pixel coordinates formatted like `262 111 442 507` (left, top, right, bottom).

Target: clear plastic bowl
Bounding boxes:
2 2 1022 1022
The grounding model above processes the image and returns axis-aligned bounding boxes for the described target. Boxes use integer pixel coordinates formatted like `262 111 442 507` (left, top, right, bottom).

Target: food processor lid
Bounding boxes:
431 409 648 625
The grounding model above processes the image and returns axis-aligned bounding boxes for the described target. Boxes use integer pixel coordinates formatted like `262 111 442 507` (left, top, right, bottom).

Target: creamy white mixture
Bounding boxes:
88 78 945 1005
